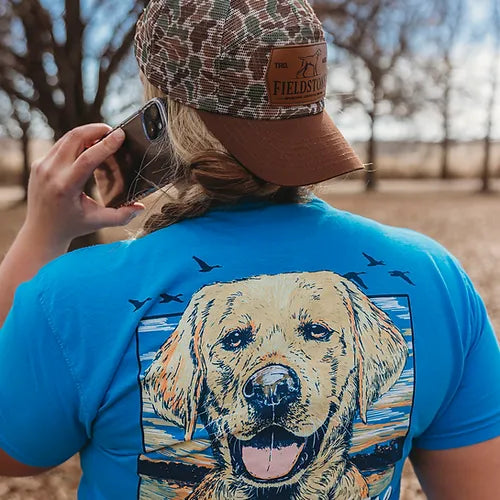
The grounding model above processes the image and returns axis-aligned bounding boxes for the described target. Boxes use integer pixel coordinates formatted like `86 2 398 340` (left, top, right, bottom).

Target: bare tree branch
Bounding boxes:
91 20 139 120
0 73 37 108
317 0 422 189
10 0 63 132
61 0 85 127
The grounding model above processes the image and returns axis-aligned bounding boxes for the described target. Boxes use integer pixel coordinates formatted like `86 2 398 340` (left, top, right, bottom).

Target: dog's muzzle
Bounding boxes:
227 364 327 483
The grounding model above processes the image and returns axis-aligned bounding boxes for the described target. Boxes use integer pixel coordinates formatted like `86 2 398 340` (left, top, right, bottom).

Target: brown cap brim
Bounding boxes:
196 110 364 186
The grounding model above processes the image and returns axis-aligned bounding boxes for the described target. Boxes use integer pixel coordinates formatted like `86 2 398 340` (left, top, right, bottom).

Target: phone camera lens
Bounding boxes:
144 103 163 141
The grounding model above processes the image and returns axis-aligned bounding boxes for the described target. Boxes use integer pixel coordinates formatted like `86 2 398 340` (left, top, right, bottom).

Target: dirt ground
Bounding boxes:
0 182 499 499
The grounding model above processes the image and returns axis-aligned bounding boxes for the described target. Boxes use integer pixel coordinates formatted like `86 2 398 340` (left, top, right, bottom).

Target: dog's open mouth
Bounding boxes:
228 424 326 482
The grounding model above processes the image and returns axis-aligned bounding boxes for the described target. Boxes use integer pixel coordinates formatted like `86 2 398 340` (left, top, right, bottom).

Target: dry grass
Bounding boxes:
0 183 498 499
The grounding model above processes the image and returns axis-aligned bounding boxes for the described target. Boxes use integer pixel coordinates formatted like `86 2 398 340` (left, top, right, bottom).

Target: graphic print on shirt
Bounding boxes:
136 271 415 499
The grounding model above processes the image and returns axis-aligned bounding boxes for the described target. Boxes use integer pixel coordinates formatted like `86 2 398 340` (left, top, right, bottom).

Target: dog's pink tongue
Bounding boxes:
241 441 304 480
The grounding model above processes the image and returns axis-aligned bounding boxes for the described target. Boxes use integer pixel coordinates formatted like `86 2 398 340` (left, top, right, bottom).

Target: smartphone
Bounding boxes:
94 98 173 208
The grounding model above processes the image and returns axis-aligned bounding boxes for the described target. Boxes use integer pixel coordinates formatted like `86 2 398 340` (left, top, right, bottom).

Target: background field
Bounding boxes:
1 180 498 499
1 138 499 186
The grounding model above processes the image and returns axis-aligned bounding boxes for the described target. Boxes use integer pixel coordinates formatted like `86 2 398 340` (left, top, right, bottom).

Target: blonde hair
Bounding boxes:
141 79 311 234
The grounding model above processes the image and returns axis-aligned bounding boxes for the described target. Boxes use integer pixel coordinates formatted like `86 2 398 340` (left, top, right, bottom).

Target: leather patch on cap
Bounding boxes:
266 42 327 107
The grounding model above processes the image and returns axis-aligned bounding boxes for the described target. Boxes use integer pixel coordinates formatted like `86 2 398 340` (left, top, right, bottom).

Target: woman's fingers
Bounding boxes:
69 128 125 189
81 195 145 230
23 123 138 245
49 123 113 164
60 124 113 160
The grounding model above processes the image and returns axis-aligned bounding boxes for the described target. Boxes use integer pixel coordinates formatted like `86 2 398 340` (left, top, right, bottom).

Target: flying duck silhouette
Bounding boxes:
159 293 183 303
128 298 152 311
389 271 415 286
343 272 368 290
193 256 221 273
362 252 385 266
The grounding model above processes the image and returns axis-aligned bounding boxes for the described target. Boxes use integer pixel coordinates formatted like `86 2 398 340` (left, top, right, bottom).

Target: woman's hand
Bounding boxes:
22 123 144 250
0 124 145 326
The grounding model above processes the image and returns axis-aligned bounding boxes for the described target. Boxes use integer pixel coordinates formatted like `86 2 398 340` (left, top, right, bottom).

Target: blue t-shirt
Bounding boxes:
0 197 499 500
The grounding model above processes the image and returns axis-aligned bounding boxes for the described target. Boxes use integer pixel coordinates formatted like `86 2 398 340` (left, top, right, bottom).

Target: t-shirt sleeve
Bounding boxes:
0 278 87 467
414 267 500 450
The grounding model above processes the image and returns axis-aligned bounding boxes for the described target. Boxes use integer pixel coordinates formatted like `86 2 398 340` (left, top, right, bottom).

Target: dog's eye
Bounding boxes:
300 322 333 341
221 327 252 351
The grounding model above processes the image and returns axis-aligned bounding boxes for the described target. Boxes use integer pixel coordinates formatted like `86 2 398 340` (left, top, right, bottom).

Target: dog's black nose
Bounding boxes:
243 365 300 410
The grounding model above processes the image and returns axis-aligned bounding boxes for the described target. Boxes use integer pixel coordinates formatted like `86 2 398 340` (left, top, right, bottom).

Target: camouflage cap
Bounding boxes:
134 0 363 186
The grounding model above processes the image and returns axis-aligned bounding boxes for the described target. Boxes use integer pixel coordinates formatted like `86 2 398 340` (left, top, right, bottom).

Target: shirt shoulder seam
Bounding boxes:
36 272 89 426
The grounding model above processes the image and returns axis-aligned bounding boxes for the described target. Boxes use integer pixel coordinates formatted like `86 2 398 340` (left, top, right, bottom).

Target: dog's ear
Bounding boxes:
142 299 205 441
341 280 408 424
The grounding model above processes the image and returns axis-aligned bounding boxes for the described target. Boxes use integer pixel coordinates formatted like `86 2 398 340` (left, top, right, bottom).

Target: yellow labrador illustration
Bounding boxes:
143 271 408 499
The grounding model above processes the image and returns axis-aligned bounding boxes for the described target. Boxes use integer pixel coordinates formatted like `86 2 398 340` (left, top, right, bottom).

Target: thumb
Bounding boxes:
100 204 146 228
83 197 146 229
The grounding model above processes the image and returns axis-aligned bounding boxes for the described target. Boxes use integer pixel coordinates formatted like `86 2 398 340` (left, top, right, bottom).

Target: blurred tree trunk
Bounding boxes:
440 54 452 180
366 83 380 191
428 0 465 181
20 123 30 202
366 111 377 190
481 82 496 193
8 107 31 201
